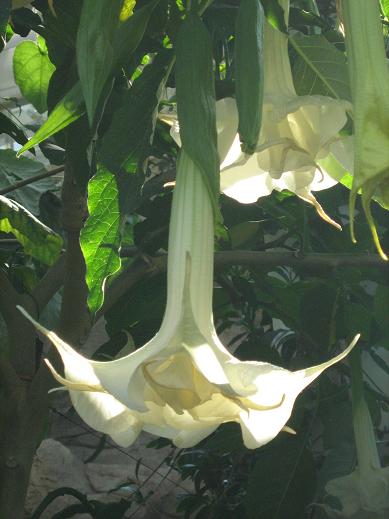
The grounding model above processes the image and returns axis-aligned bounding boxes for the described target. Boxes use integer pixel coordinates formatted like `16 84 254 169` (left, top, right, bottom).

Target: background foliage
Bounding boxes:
0 0 388 518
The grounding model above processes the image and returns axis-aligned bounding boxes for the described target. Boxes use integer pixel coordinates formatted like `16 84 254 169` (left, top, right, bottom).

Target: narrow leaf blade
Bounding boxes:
235 0 264 154
17 82 85 155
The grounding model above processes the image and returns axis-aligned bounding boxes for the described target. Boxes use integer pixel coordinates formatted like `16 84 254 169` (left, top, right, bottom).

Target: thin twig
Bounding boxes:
0 165 65 196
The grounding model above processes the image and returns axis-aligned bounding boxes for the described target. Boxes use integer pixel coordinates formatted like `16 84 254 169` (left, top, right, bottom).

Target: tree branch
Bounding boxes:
0 165 65 196
0 268 21 324
213 251 389 270
32 253 67 313
57 163 90 345
99 250 386 321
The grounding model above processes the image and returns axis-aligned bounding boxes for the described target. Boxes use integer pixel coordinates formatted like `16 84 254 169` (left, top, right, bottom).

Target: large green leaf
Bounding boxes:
0 149 58 214
80 166 121 314
13 36 56 113
235 0 264 154
99 50 173 173
291 33 351 101
176 11 220 215
77 0 159 124
17 82 85 155
0 195 63 264
245 438 316 519
76 0 123 124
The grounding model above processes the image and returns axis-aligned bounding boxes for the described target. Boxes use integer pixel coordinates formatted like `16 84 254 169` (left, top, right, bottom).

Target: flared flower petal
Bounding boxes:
18 150 358 449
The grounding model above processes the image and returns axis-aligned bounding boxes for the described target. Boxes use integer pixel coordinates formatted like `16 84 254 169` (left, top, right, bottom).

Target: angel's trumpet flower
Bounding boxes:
18 149 357 449
167 0 351 228
322 350 389 518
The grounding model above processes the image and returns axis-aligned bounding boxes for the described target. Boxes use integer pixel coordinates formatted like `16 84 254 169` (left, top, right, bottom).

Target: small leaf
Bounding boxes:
17 82 85 155
0 149 58 214
291 33 351 101
80 166 121 314
0 0 10 51
0 195 62 264
13 36 56 113
0 112 28 147
261 0 287 33
120 0 136 21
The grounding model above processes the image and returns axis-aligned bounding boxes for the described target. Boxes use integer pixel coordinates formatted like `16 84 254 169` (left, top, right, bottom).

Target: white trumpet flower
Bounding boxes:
323 399 389 518
18 150 357 449
167 0 351 228
322 347 389 518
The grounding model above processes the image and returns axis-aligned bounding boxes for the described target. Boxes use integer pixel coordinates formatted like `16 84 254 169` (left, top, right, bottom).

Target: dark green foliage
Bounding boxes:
235 0 264 154
176 9 220 214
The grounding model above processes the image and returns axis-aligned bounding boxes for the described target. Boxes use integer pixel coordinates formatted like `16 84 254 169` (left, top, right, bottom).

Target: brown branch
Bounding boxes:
32 252 67 312
0 165 65 196
99 250 387 319
213 251 389 270
57 163 90 346
96 256 166 320
0 268 21 324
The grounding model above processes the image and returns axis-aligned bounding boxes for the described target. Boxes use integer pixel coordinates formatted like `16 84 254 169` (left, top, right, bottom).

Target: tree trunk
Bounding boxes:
0 374 48 519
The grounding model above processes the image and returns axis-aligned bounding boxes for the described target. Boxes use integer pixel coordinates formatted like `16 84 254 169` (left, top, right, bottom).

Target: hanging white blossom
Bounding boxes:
18 149 358 449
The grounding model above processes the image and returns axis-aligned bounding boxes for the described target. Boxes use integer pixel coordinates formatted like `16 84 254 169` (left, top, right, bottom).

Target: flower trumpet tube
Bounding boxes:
18 150 358 449
322 350 389 518
341 0 389 260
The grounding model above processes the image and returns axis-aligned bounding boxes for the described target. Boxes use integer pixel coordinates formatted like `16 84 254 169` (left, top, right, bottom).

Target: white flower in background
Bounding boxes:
168 0 351 228
18 149 358 449
322 351 389 519
341 0 389 260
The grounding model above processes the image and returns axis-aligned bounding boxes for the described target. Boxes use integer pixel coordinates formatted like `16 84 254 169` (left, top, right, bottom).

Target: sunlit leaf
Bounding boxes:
120 0 136 21
17 82 85 155
0 195 63 264
291 33 351 101
13 36 56 113
80 166 121 314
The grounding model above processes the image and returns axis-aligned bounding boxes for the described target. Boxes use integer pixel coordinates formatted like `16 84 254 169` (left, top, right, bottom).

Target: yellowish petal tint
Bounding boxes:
17 148 358 450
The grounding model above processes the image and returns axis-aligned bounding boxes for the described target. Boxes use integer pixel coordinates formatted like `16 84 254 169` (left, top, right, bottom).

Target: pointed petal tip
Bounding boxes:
17 305 47 336
44 358 104 393
282 425 297 435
